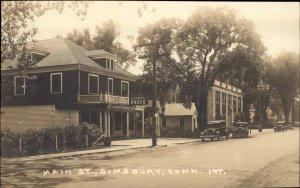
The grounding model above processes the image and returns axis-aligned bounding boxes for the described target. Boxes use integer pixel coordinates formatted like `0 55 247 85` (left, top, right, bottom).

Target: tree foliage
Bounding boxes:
134 18 182 108
1 1 89 67
135 6 266 129
266 51 299 124
67 20 136 69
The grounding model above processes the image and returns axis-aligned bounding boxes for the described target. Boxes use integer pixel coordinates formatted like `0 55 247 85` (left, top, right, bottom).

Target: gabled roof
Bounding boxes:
2 38 137 79
164 103 197 116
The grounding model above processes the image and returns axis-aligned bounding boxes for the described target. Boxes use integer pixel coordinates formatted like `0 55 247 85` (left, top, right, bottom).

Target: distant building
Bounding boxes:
207 80 243 127
163 80 243 129
162 103 198 132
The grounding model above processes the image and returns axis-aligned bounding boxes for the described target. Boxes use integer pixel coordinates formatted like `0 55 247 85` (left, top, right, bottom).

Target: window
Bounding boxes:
80 109 100 126
88 74 99 94
50 73 62 94
215 91 221 117
121 81 129 97
228 94 232 114
233 96 237 113
31 52 46 63
108 78 113 94
180 117 185 128
222 93 226 115
162 117 166 128
80 109 90 124
110 60 114 70
238 97 242 113
106 58 109 69
14 76 25 95
106 59 114 69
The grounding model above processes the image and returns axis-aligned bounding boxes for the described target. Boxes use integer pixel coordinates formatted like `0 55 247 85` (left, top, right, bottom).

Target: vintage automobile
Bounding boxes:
274 121 288 132
200 120 229 141
232 121 249 138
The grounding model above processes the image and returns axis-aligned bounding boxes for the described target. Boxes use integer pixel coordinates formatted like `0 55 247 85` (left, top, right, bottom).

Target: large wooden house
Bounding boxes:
1 38 147 138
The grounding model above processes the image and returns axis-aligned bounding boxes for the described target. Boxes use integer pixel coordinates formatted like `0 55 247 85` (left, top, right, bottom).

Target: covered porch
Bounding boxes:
79 104 146 139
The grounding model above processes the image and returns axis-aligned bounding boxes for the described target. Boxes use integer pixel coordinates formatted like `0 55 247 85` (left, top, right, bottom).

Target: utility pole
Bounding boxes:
152 47 157 146
138 40 169 147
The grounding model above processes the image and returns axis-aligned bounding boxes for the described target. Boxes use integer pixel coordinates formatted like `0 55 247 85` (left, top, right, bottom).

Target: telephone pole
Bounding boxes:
138 40 169 147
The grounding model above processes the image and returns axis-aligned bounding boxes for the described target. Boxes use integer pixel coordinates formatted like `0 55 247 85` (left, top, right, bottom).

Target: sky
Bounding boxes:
33 1 299 75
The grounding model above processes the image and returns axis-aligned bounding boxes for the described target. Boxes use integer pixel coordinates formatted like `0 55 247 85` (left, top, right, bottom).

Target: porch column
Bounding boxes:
241 95 243 113
226 93 228 127
99 111 103 132
142 109 145 137
134 110 137 136
220 92 223 116
104 111 107 137
108 111 111 137
212 89 216 120
156 116 160 137
126 112 129 138
195 116 198 130
192 116 194 132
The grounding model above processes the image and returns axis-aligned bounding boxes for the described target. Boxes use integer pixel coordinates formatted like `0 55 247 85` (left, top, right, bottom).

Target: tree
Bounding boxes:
134 18 183 110
171 6 265 130
66 20 136 69
136 7 266 130
1 1 89 68
266 51 299 126
66 28 93 50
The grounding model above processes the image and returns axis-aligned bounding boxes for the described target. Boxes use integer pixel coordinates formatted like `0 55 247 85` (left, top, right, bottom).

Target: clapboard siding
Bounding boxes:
1 70 79 106
0 105 79 131
79 70 130 96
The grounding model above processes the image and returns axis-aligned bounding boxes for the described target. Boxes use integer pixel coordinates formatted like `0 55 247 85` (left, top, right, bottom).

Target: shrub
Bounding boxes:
1 124 104 157
64 125 83 148
0 128 21 156
23 129 44 155
161 127 197 138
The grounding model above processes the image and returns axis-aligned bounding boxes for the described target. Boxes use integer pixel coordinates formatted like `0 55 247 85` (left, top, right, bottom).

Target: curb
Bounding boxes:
1 140 200 162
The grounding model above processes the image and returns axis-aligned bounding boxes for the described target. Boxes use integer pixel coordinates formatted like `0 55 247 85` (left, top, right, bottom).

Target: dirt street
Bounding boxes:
1 128 299 188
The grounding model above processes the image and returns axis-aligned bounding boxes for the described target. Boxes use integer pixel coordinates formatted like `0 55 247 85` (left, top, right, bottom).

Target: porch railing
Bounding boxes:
78 93 129 105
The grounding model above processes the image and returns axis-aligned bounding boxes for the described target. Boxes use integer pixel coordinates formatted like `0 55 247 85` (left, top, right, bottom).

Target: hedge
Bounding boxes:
0 124 102 157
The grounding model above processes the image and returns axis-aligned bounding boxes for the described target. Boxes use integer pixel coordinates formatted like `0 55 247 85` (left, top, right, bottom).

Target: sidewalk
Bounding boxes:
1 138 199 162
1 129 275 162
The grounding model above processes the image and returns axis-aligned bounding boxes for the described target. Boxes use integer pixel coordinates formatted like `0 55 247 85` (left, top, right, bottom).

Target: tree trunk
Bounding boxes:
196 90 209 132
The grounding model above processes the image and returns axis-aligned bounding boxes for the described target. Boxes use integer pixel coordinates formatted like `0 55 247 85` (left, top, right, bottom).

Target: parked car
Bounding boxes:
232 122 249 138
200 120 229 141
274 121 288 132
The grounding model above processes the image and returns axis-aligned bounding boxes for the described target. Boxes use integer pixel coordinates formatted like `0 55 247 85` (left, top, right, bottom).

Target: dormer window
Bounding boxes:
86 49 116 69
106 59 114 70
30 52 46 63
27 45 50 63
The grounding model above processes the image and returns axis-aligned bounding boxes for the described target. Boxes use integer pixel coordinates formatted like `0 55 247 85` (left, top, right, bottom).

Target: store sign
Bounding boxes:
130 95 148 105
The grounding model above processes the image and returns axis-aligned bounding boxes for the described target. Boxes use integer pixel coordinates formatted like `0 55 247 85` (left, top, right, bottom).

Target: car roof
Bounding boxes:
207 120 226 124
277 121 286 123
234 122 249 125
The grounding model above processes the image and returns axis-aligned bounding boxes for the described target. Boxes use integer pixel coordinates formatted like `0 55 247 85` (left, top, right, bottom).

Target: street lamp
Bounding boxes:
257 80 270 132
